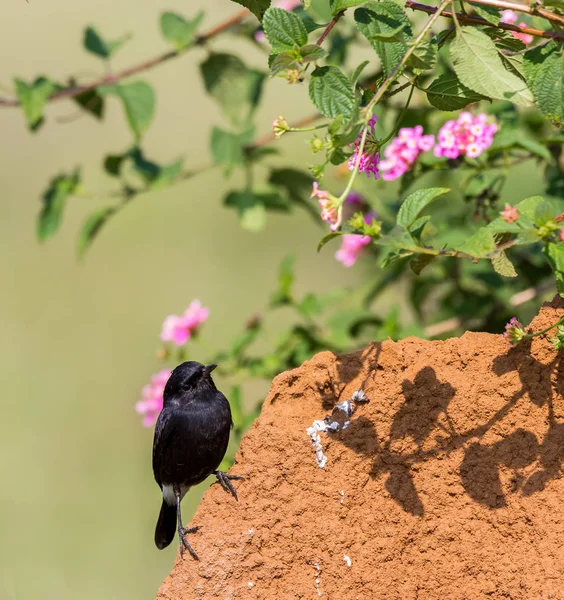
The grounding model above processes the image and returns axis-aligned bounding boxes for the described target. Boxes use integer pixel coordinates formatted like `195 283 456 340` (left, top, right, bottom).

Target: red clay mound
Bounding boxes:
157 297 564 599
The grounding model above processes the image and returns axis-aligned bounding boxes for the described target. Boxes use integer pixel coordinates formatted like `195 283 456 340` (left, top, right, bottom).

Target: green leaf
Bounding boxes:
397 187 450 229
231 0 271 21
269 51 300 76
271 255 295 306
330 0 367 14
450 27 533 106
77 206 115 258
468 2 500 24
309 65 355 119
14 77 56 130
99 82 156 139
425 73 488 111
300 44 327 62
525 46 564 127
350 59 370 86
83 26 129 58
224 191 267 231
410 253 436 275
455 227 497 258
544 242 564 294
317 231 342 252
210 127 254 176
160 11 204 50
201 53 265 126
73 89 104 119
354 2 412 75
408 39 437 72
263 7 308 52
491 251 518 277
38 168 81 241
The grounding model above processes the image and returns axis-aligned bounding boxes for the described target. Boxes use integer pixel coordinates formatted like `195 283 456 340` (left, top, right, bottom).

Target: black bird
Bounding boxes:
152 361 242 560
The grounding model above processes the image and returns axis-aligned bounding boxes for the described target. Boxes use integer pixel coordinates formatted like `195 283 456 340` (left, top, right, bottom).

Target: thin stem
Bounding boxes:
406 1 564 42
527 315 564 338
0 8 251 107
316 11 345 46
378 83 415 147
338 118 370 204
288 122 329 133
469 0 564 27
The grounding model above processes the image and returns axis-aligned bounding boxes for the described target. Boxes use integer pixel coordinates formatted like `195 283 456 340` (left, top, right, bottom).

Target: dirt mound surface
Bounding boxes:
157 297 564 599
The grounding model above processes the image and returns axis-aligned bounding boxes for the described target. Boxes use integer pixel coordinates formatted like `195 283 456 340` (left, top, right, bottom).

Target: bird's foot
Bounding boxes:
178 525 201 561
214 470 244 501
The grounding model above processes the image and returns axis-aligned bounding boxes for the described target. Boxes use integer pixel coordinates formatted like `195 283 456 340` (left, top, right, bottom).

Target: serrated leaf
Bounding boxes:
397 187 450 229
77 206 115 258
263 7 308 52
455 228 497 258
14 77 56 131
269 51 301 76
99 81 155 139
450 27 533 106
309 65 355 119
354 2 412 75
201 53 265 125
491 251 518 277
526 47 564 127
317 231 342 252
38 169 81 241
330 0 367 14
425 73 488 111
211 127 255 176
300 44 327 62
408 39 437 72
160 11 204 50
544 242 564 294
469 2 500 24
350 59 370 86
84 26 128 58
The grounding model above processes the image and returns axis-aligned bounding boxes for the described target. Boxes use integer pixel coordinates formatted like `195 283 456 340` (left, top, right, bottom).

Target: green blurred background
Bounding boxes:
0 1 551 599
0 1 363 598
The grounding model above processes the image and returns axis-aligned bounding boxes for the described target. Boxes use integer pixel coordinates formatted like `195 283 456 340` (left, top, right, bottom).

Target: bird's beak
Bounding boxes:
204 364 218 374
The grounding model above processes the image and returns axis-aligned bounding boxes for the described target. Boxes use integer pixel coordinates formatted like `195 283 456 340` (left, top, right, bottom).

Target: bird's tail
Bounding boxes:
155 500 177 550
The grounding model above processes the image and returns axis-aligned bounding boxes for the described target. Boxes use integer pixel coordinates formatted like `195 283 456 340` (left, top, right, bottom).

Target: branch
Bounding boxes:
468 0 564 28
0 8 250 108
406 0 564 42
316 10 345 46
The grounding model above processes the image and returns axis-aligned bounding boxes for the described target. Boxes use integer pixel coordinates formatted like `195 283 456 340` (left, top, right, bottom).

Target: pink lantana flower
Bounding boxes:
311 182 341 231
349 115 380 179
136 369 171 427
504 317 526 348
335 234 371 267
501 204 519 224
501 10 534 45
160 300 210 346
434 112 498 160
560 227 564 242
379 125 435 181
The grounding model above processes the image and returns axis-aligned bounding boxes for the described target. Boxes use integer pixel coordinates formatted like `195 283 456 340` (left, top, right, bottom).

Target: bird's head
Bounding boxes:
163 361 218 401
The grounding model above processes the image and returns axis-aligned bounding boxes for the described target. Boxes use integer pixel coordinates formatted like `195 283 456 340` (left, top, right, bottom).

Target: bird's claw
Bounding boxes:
178 525 200 561
214 470 244 501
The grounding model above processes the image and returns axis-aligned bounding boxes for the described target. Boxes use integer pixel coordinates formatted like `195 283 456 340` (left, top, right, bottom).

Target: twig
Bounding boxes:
0 8 250 107
406 1 564 42
468 0 564 27
316 11 345 46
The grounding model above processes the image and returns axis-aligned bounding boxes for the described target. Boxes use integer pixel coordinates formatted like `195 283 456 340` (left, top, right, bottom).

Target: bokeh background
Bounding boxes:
0 1 550 599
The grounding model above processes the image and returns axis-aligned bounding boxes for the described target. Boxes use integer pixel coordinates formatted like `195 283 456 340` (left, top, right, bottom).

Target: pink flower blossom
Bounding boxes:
504 317 525 348
501 204 520 224
160 300 210 346
335 234 371 267
345 192 366 205
312 182 341 230
136 369 171 427
349 115 380 179
500 10 534 45
434 112 498 160
560 227 564 242
379 126 435 181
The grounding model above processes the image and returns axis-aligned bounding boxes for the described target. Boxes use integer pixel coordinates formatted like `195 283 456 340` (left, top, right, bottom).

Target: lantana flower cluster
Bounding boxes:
137 300 210 426
348 115 381 179
503 317 526 347
434 112 498 160
379 126 435 181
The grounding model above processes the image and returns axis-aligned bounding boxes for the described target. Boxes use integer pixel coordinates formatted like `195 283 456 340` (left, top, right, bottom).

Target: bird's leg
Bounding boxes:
213 470 244 501
174 485 200 561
